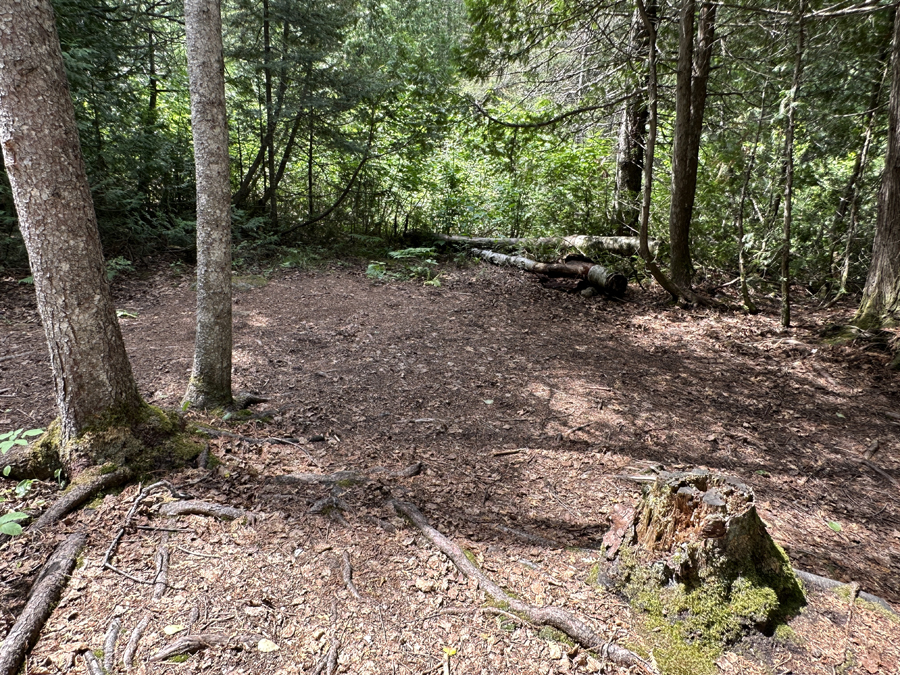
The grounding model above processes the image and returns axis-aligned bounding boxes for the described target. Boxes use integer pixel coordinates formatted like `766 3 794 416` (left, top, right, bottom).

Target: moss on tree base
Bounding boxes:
7 404 204 482
608 470 805 675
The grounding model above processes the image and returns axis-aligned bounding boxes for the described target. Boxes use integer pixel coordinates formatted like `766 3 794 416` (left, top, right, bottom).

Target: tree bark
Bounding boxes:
183 0 233 408
668 0 717 290
855 9 900 329
0 0 143 445
735 85 766 315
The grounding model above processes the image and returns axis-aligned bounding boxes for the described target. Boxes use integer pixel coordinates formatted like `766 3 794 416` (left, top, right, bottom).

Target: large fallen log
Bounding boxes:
435 233 658 257
472 248 627 297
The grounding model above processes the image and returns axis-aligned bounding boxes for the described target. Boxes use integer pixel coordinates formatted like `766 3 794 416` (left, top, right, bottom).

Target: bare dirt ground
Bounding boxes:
1 258 899 675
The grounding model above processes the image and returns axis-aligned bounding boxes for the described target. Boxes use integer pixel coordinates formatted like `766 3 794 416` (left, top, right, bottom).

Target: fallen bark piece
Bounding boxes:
390 499 656 673
158 500 256 524
148 633 261 662
0 532 87 675
472 248 627 297
30 468 133 532
434 233 658 256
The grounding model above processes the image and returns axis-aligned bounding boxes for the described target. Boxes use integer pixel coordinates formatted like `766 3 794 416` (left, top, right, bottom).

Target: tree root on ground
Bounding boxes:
0 532 87 675
312 639 339 675
793 568 897 616
158 499 257 524
148 632 261 662
30 468 133 532
122 615 149 671
341 551 362 600
389 499 658 674
103 618 121 673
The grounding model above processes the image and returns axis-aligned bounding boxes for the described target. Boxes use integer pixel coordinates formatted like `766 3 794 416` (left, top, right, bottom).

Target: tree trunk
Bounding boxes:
856 10 900 329
735 85 767 315
0 0 143 445
183 0 233 408
614 3 655 235
668 0 717 290
472 248 627 297
263 0 278 227
780 3 805 328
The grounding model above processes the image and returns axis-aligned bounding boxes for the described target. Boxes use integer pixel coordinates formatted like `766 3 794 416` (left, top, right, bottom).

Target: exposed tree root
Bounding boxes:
122 615 149 671
103 617 121 673
341 551 362 600
793 568 897 616
29 468 133 532
82 650 103 675
158 500 256 524
271 463 422 487
152 532 170 600
148 632 261 662
390 499 658 674
312 639 339 675
0 532 87 675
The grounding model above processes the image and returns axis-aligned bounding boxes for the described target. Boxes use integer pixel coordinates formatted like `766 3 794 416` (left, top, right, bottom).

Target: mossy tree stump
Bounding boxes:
610 470 805 673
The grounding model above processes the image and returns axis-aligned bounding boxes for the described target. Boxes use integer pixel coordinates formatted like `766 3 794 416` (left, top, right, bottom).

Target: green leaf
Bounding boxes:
835 413 846 419
0 511 29 535
22 429 44 438
0 521 23 536
827 521 842 533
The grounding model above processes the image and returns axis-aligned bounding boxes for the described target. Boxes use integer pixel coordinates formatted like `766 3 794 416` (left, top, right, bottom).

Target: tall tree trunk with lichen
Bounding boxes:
0 0 144 455
183 0 233 409
855 10 900 330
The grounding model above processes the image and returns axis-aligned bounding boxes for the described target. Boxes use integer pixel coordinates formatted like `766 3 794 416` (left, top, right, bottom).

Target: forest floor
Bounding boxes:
1 256 899 675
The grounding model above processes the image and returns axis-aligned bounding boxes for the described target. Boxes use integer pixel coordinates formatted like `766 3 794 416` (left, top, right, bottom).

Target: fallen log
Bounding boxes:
435 233 658 257
472 248 627 297
0 532 87 675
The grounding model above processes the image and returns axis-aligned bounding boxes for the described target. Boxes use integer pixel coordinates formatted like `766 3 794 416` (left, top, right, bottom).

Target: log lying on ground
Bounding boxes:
0 532 87 675
473 248 627 297
435 233 658 257
390 499 657 673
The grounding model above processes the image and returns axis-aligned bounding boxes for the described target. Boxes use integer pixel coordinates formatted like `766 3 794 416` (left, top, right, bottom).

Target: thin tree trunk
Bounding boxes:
183 0 233 408
263 0 277 227
855 9 900 329
636 0 684 301
0 0 143 447
615 8 652 235
781 3 805 328
735 85 767 314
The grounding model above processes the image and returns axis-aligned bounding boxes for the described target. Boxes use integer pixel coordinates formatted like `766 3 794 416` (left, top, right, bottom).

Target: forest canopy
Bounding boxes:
0 0 895 310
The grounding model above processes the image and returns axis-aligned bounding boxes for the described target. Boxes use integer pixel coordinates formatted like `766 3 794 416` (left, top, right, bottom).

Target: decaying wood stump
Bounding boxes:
609 470 805 651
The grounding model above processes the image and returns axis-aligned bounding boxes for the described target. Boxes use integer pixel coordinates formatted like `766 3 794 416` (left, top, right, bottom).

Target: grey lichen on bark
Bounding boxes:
183 0 234 409
0 0 143 444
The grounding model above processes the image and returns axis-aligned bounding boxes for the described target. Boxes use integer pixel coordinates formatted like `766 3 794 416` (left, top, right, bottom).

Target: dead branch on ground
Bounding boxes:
122 615 149 671
103 618 121 673
342 551 362 600
0 532 87 675
149 632 261 662
157 500 257 524
390 499 657 674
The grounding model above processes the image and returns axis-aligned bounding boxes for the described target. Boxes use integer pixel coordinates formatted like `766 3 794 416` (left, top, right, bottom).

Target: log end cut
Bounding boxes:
607 470 805 673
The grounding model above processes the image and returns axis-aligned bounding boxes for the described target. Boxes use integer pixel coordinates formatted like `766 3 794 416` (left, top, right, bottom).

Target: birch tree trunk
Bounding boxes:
0 0 143 444
183 0 233 408
855 9 900 330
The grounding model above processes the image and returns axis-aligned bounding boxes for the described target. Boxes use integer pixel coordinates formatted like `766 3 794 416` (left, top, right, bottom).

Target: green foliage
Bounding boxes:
1 428 44 458
0 510 28 536
106 256 134 281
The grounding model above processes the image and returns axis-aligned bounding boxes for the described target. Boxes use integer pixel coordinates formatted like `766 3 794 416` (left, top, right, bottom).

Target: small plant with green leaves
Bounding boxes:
1 427 44 476
0 510 28 536
106 256 134 281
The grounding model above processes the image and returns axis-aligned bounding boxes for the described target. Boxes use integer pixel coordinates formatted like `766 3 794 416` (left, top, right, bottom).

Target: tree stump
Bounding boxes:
608 470 805 670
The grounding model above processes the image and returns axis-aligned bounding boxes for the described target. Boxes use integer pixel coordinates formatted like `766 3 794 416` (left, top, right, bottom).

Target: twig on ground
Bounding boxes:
148 633 260 662
312 640 339 675
0 532 87 675
341 551 362 600
390 499 657 674
176 545 220 559
103 618 121 673
563 421 595 437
